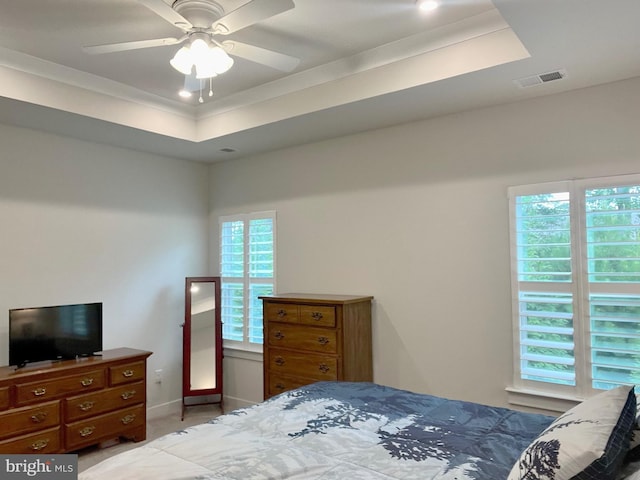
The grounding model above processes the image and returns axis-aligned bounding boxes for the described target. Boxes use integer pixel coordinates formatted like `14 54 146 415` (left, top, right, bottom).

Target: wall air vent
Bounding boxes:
514 69 567 88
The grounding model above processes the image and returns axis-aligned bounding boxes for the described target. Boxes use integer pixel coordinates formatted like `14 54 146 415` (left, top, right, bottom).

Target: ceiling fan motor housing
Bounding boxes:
172 0 225 29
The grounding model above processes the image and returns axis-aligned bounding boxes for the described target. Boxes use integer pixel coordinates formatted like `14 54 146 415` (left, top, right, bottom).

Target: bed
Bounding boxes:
78 381 638 480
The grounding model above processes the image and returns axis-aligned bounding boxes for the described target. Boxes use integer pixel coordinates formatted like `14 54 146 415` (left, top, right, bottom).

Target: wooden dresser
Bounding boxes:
260 293 373 400
0 347 151 454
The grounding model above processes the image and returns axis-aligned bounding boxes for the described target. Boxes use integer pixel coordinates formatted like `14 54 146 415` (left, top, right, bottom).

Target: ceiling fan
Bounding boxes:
82 0 300 76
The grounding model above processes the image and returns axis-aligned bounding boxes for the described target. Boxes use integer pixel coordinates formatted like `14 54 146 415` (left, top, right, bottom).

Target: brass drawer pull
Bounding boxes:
31 439 49 451
31 412 47 423
79 426 95 437
274 356 285 366
121 390 137 400
78 401 95 411
317 336 329 345
274 331 284 340
275 383 285 391
122 369 135 378
277 309 287 318
81 377 94 387
318 363 330 374
311 311 324 321
32 387 46 397
121 414 136 425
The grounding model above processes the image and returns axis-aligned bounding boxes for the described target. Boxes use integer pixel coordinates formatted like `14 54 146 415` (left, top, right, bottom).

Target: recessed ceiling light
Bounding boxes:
417 0 439 12
178 89 192 98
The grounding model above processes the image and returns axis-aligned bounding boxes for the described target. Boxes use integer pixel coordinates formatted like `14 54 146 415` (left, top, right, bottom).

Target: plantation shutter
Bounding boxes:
511 185 577 391
510 176 640 397
220 212 275 348
221 220 245 342
247 217 274 344
584 185 640 389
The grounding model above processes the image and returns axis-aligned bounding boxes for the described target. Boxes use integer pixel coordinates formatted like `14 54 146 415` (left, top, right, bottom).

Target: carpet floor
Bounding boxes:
77 404 222 473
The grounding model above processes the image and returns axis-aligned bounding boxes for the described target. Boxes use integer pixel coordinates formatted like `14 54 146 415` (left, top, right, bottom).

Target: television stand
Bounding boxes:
0 347 152 453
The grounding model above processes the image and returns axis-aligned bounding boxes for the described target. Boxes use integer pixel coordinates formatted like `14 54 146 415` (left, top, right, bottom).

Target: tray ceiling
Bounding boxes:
1 0 639 162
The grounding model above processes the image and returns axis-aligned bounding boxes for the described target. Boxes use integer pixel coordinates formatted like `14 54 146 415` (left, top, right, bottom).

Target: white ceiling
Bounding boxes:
1 0 640 162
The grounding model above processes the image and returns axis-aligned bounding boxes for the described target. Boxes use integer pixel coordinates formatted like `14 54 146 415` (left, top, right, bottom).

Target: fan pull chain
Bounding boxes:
209 77 214 97
199 79 204 103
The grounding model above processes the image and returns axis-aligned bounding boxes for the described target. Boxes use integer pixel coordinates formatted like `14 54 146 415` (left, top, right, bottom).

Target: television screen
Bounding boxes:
9 302 103 367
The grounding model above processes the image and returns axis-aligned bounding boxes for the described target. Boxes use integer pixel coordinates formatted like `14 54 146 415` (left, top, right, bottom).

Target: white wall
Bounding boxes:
210 76 640 410
0 125 210 412
3 75 639 416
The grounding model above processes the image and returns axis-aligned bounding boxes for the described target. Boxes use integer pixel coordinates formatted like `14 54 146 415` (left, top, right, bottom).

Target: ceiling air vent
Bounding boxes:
514 69 567 88
219 148 236 153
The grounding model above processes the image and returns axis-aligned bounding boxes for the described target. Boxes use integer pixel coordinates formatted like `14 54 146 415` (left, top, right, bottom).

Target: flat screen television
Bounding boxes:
9 302 103 368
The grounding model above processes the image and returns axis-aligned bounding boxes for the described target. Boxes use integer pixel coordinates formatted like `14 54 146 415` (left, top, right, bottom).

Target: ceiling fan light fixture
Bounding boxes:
190 37 210 56
170 36 234 79
195 46 234 78
195 62 218 79
170 46 194 75
416 0 439 12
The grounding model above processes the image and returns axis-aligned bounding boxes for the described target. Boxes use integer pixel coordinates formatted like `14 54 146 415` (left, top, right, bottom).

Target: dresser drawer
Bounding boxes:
268 324 337 354
265 303 336 327
65 381 145 422
0 386 9 410
299 305 336 327
261 294 372 400
15 370 105 406
268 374 317 398
65 404 144 450
0 401 60 439
0 427 61 454
109 361 145 385
265 303 298 323
269 348 338 381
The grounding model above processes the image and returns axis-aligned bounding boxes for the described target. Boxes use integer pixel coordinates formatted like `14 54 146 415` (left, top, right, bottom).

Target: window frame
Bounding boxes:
219 210 276 353
508 174 640 401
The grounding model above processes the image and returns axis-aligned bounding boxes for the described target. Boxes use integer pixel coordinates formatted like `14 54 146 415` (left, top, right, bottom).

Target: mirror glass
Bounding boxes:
189 281 217 390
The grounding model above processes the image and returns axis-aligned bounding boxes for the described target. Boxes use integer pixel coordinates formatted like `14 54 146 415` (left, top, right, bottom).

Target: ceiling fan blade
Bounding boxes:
213 0 294 35
138 0 193 30
223 41 299 72
82 37 185 54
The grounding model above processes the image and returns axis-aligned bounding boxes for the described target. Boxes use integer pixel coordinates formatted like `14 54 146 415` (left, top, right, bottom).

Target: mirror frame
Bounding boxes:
182 276 223 419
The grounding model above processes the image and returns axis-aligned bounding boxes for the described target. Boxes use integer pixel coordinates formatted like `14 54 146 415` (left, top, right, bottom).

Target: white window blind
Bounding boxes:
585 186 640 389
220 211 276 350
509 176 640 398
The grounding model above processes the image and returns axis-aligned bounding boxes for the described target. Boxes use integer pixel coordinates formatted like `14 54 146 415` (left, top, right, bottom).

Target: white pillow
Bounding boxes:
508 386 636 480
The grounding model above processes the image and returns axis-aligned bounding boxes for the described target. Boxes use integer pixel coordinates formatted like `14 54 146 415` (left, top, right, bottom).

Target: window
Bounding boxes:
509 176 640 398
219 211 276 350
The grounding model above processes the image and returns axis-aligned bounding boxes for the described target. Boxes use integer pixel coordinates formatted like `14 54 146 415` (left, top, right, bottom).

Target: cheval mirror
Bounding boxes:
182 276 223 419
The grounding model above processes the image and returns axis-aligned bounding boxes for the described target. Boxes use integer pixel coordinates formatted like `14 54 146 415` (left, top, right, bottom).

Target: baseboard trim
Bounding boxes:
223 395 257 412
147 399 181 420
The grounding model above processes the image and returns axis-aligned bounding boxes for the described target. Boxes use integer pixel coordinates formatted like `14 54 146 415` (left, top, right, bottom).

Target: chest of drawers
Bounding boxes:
0 348 151 454
260 294 373 400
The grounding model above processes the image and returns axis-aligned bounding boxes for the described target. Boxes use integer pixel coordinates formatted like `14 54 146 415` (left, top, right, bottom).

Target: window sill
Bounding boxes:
223 346 263 362
506 386 581 414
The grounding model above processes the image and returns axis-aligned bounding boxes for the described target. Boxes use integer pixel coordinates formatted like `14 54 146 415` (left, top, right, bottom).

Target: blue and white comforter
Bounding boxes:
79 382 553 480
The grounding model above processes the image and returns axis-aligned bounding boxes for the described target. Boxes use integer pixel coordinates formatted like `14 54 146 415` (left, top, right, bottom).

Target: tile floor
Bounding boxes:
77 404 221 473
